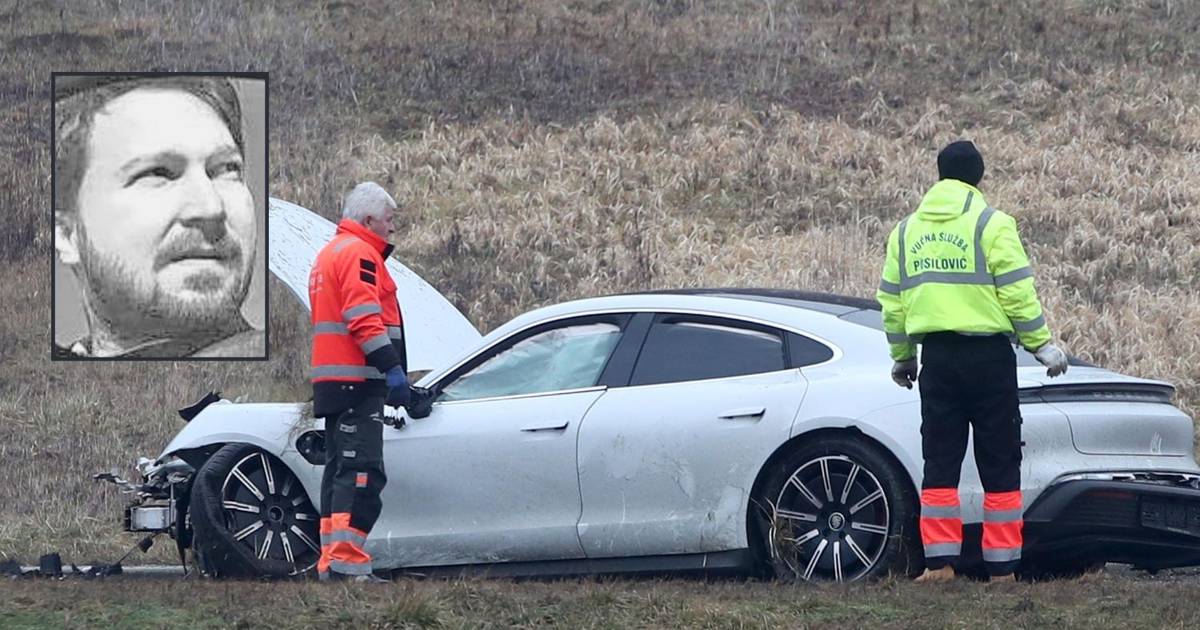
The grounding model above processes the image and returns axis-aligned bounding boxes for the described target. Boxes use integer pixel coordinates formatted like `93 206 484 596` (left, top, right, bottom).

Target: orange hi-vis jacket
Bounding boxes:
309 219 406 417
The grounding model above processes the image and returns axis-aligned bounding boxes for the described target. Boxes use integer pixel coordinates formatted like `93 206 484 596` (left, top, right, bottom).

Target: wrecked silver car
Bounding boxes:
102 199 1200 582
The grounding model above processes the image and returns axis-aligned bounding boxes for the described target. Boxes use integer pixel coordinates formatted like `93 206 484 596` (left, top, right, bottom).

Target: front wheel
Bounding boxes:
752 435 921 582
190 444 321 578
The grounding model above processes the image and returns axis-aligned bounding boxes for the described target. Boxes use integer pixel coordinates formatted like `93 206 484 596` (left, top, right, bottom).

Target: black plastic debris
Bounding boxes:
178 391 222 422
38 553 63 578
2 536 162 580
71 562 123 579
1 558 24 578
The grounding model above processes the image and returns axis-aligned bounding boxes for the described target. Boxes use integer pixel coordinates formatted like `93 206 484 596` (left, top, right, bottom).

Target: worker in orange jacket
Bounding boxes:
309 181 410 582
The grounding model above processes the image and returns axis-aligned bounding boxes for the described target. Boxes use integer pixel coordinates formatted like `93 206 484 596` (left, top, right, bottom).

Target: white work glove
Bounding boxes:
1034 343 1068 377
891 359 918 389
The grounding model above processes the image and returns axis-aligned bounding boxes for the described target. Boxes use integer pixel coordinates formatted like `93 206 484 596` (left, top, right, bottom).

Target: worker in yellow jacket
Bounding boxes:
877 141 1068 583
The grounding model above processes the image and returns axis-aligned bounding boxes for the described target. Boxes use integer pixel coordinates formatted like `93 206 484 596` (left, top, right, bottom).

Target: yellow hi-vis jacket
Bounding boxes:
876 178 1051 361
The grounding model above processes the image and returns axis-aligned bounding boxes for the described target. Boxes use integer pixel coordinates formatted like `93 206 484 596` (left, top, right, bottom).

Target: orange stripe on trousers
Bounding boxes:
983 490 1022 511
318 517 333 574
325 541 371 566
920 487 962 546
921 517 963 545
921 488 960 507
330 512 369 539
983 491 1023 552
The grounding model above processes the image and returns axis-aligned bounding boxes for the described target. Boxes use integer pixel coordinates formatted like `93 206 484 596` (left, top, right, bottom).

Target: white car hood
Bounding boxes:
268 197 482 373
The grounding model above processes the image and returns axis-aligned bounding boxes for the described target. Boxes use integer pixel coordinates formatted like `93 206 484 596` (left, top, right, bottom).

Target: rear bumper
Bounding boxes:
1024 473 1200 570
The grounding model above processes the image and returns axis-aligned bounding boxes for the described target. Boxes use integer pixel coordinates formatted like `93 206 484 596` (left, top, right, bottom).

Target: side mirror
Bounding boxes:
405 386 435 419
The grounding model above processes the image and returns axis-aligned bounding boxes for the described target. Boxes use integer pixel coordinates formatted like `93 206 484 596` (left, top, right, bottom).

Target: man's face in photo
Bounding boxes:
65 87 256 337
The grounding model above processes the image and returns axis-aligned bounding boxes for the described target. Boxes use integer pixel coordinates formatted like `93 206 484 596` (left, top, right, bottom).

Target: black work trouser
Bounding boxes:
918 332 1023 576
318 396 387 578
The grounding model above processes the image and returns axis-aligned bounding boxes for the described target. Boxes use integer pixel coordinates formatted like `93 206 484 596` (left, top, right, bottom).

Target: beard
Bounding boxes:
76 225 253 341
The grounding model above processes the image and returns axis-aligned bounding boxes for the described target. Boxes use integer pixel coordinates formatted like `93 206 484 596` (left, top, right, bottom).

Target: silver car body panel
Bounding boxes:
371 387 603 566
576 368 807 557
1061 401 1194 456
160 399 325 517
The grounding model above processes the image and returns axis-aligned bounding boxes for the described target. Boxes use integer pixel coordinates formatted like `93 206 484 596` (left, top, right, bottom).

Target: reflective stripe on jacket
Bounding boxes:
309 219 406 415
876 179 1051 361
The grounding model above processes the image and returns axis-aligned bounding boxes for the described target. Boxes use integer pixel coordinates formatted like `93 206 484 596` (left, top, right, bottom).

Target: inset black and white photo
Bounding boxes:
52 72 268 359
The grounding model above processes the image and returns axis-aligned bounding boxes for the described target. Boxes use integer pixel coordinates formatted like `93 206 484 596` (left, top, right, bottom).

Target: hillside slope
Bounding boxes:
0 0 1196 559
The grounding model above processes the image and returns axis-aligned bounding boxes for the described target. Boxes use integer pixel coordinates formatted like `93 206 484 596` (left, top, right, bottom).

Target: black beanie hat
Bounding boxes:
937 140 984 186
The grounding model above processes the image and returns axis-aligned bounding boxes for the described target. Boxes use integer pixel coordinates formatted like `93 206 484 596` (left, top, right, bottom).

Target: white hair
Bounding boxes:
341 181 397 223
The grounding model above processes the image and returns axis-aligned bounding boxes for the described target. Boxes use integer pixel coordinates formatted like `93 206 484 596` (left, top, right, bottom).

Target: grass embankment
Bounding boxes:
0 0 1197 561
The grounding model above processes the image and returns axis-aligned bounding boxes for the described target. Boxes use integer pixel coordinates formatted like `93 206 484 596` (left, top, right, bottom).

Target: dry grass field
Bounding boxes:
0 0 1198 618
6 572 1200 629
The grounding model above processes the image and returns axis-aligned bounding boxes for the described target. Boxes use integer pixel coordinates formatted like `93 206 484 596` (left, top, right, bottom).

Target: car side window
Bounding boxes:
787 332 834 367
629 316 787 386
438 319 624 402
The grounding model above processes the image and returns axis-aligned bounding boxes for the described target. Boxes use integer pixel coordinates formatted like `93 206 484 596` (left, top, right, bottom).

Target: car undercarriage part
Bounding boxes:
96 455 196 574
98 534 160 575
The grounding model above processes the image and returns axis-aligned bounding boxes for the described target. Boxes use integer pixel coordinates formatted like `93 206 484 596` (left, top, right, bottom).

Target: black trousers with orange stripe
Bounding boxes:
318 395 388 578
917 333 1024 576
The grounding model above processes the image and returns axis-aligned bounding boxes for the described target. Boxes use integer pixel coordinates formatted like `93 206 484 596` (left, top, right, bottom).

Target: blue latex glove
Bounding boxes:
385 367 410 407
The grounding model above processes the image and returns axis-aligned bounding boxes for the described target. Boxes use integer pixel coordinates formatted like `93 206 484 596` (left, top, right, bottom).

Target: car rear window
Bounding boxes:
788 332 835 367
630 317 787 386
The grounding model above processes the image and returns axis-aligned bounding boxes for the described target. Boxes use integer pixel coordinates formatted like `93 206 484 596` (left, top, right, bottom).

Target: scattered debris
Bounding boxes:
1 558 24 578
178 391 223 422
1 535 160 581
71 562 124 579
93 471 139 493
38 553 63 578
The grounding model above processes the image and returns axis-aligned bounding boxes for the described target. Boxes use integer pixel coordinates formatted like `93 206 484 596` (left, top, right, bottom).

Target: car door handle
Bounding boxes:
718 406 766 420
521 421 570 432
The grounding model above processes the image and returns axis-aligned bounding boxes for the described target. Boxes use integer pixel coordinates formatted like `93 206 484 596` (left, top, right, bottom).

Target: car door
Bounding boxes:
576 313 817 558
369 314 629 568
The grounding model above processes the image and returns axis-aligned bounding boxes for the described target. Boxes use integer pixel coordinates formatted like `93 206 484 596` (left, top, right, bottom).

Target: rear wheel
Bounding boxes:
752 435 921 582
190 444 321 578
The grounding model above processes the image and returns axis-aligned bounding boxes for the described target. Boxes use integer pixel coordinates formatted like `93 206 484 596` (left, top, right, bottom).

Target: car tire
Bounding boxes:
751 435 922 582
190 443 322 578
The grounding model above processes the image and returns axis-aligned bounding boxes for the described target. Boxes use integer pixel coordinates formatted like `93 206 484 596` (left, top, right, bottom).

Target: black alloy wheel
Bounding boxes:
753 436 920 582
191 444 321 578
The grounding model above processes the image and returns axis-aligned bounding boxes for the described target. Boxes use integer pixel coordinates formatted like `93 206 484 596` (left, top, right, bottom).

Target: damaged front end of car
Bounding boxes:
96 391 330 578
94 392 228 569
95 453 196 567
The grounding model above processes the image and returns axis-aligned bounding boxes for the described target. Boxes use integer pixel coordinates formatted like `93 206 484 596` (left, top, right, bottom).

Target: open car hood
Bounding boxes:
268 198 482 373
